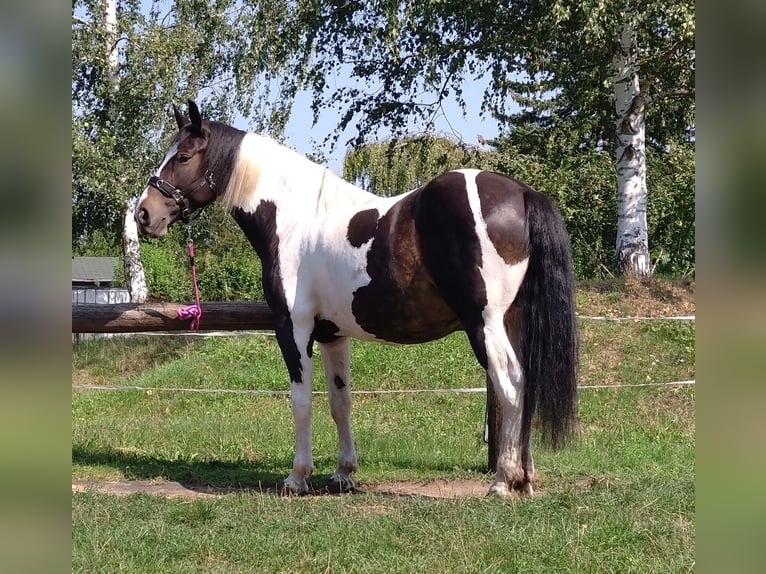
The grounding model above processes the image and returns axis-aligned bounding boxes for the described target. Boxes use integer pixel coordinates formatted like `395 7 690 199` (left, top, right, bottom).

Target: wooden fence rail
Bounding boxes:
72 300 500 472
72 301 275 333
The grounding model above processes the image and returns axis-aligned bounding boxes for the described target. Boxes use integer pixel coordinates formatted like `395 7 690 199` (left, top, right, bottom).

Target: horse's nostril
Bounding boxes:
137 207 149 225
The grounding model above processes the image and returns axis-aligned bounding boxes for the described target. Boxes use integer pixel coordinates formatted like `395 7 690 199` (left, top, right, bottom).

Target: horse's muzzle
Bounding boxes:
135 203 169 238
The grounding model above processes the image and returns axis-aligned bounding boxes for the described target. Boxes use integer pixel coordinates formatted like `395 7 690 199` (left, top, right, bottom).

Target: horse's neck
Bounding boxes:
226 133 376 218
225 133 390 262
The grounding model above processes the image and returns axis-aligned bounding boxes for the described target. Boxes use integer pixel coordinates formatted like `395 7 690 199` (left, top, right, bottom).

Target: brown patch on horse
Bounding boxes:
351 192 461 343
346 208 379 247
476 171 530 265
233 201 304 383
411 171 490 368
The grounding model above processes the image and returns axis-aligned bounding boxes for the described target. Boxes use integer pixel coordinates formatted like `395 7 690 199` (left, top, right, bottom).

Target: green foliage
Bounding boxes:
139 239 191 301
646 143 696 277
196 246 265 302
73 228 120 257
344 136 492 196
138 236 265 302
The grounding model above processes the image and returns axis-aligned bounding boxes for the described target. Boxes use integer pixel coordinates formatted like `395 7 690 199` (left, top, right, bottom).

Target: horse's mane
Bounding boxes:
213 123 378 216
217 129 265 212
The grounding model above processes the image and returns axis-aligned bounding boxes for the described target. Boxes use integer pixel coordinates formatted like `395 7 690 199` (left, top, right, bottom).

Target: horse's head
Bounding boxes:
136 100 218 237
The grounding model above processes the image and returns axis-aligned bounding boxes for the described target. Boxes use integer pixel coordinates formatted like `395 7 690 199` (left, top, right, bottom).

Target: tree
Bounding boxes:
96 0 148 302
296 0 695 276
343 135 492 196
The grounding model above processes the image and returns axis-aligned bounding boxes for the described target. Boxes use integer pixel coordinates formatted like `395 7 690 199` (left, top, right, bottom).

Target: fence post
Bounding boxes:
485 373 501 473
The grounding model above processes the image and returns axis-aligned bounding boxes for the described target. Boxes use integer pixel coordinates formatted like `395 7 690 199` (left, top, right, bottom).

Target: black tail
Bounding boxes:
518 189 579 449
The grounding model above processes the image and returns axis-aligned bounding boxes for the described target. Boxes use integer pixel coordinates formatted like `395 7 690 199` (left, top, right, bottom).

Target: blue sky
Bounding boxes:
263 74 501 175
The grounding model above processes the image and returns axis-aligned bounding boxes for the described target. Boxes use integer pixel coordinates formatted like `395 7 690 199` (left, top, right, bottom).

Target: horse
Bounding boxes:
136 100 578 498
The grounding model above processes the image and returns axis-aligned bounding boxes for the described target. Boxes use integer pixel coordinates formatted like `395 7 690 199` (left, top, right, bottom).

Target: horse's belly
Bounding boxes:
346 277 462 344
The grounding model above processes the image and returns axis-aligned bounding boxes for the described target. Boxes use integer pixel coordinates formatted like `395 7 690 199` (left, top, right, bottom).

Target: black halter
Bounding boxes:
147 170 216 222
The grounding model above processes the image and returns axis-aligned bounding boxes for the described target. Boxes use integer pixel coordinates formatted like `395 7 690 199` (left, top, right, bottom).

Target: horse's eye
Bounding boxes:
178 154 191 164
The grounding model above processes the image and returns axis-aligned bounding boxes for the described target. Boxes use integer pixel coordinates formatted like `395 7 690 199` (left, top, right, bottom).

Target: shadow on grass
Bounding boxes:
72 444 494 498
72 445 398 496
72 444 288 491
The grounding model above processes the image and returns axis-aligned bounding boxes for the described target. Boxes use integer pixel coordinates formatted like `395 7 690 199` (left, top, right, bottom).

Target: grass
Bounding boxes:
73 468 693 573
72 278 695 573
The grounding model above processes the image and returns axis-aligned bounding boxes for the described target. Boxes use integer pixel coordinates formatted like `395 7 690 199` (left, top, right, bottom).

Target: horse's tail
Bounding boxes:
517 189 579 449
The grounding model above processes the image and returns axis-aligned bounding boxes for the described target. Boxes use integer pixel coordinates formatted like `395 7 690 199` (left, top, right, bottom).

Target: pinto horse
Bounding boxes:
136 100 578 497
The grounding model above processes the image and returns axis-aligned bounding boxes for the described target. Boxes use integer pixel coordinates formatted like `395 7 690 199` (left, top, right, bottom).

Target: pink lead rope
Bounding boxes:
177 237 202 330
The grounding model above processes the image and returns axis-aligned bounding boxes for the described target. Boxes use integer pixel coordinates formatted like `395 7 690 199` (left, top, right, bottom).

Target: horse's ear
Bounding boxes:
173 104 187 129
188 100 203 133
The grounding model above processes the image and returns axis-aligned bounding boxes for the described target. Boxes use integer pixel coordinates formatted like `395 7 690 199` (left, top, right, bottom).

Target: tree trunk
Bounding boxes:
123 197 148 303
105 0 118 72
106 0 148 302
613 23 651 277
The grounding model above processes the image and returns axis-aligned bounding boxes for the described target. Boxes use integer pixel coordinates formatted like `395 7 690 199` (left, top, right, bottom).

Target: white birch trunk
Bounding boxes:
123 197 148 303
613 23 651 277
105 0 119 73
106 0 148 300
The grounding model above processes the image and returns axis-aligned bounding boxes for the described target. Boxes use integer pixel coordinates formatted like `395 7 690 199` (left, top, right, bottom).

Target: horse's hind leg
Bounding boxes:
506 305 535 490
319 338 358 491
476 311 533 498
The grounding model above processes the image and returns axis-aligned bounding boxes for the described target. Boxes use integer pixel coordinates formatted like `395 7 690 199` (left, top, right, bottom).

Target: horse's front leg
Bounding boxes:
284 380 314 494
319 338 358 492
275 319 315 495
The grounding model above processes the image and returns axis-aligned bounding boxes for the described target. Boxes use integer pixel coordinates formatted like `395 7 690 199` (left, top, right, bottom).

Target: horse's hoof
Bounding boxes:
486 482 514 499
283 476 309 495
329 473 356 493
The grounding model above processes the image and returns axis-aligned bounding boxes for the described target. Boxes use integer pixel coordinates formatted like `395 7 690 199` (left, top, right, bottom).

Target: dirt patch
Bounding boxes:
577 277 695 318
72 478 492 500
363 478 490 499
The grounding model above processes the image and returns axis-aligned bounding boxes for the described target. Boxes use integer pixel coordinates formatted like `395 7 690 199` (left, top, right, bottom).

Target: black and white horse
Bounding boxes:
136 100 578 497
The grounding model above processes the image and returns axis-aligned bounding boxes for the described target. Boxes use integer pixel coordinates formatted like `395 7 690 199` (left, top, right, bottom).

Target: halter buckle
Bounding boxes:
147 170 215 223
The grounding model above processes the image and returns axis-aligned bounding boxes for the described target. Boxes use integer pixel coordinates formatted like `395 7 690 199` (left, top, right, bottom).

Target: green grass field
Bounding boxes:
72 279 695 573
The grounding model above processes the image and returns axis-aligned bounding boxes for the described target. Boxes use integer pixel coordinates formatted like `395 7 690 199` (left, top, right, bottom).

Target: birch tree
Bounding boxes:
104 0 149 301
613 21 649 275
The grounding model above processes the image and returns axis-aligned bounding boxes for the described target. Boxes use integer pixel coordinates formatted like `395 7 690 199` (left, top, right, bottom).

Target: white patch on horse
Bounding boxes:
222 133 409 342
458 169 530 311
156 142 180 176
219 134 267 212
